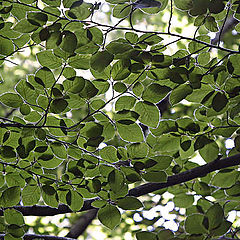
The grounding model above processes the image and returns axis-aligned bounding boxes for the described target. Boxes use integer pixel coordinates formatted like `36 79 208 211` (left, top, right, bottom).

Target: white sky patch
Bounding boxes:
133 213 143 222
208 32 216 39
225 138 235 149
190 152 206 165
163 220 178 231
227 211 236 222
101 3 110 12
232 29 238 35
98 142 107 149
152 195 161 203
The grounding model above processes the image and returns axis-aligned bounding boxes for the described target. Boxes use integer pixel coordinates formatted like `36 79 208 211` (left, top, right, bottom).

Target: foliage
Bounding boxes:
0 0 240 239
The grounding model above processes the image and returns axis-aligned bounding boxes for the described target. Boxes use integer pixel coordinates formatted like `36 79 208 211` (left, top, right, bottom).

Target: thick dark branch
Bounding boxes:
211 17 239 45
0 234 76 240
128 153 240 197
0 199 96 216
65 209 98 238
1 153 240 216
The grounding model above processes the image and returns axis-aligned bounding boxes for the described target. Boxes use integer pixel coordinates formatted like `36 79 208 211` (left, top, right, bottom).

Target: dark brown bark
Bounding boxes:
65 209 98 238
1 153 240 216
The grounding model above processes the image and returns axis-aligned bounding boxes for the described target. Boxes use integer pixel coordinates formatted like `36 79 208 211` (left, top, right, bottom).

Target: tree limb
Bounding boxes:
211 17 239 45
128 153 240 197
65 209 98 238
1 153 240 216
0 199 97 216
0 234 76 240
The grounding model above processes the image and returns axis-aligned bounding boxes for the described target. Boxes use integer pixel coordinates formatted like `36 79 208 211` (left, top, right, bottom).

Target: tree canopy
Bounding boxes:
0 0 240 239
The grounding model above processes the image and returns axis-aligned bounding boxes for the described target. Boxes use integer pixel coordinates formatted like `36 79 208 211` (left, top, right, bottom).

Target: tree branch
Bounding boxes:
211 16 239 45
128 153 240 197
0 234 76 240
1 153 240 216
65 209 98 238
0 199 97 216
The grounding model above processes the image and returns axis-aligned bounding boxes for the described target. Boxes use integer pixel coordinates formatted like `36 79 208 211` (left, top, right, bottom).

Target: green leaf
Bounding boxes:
6 225 25 238
174 0 193 10
79 80 98 99
211 169 239 188
205 16 219 32
209 0 225 14
194 136 212 150
185 214 207 234
92 79 110 95
173 193 194 208
108 169 125 193
210 220 232 236
170 84 193 105
41 185 59 208
111 59 131 81
13 19 39 33
42 0 61 6
50 98 68 114
67 2 91 20
116 122 144 142
117 196 143 210
90 50 114 72
113 82 127 93
113 4 131 18
37 50 62 68
148 155 173 170
15 80 37 104
115 96 136 111
68 54 90 69
151 120 177 136
194 181 211 196
135 101 160 128
22 185 41 205
66 190 83 211
46 31 61 49
212 92 228 112
142 171 167 182
107 41 132 56
90 200 106 209
136 231 157 240
139 33 163 45
5 173 25 188
206 203 224 230
100 146 118 163
0 93 23 108
0 146 16 159
50 142 67 159
60 31 77 53
155 134 180 152
127 142 149 159
27 12 48 26
0 187 21 207
229 54 240 75
199 141 219 163
4 209 24 225
0 36 14 56
98 204 121 229
189 0 210 16
142 84 171 103
125 32 138 44
35 67 55 88
81 122 103 138
157 230 174 240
